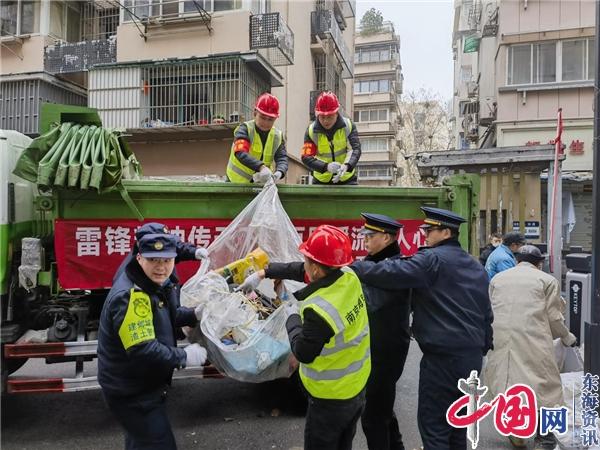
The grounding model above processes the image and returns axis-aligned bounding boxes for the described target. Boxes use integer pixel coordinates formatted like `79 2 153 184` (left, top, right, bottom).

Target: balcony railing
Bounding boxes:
250 13 294 66
311 10 353 78
44 38 117 74
0 74 87 135
356 20 396 37
88 54 271 132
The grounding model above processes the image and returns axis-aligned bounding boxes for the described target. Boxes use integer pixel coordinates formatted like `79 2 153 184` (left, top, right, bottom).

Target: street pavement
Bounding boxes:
2 343 521 450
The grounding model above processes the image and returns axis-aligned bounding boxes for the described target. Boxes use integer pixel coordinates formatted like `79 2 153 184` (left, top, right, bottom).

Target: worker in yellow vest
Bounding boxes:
226 93 288 183
238 225 371 450
302 91 362 185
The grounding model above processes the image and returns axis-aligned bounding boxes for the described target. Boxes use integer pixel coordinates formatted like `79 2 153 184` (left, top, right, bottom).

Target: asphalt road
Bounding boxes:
2 344 519 450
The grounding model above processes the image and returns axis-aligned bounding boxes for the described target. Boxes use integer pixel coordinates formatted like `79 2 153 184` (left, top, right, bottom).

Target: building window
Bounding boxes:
49 1 81 42
563 39 594 82
355 46 395 64
354 79 391 94
361 138 389 152
507 39 594 85
353 108 389 123
123 0 241 20
1 0 40 36
358 165 393 179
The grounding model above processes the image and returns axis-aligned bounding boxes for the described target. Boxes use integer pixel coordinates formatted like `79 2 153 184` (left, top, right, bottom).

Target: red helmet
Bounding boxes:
315 91 340 116
255 93 280 118
299 225 353 267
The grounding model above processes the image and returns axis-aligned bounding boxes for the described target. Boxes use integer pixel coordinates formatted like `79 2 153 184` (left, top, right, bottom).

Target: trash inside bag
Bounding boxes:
182 181 304 382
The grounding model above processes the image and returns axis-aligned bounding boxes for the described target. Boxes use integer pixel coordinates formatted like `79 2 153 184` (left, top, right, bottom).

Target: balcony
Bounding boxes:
250 13 294 66
356 21 397 44
44 0 119 74
357 161 396 183
0 73 87 135
44 38 117 74
311 10 353 78
354 90 398 107
88 53 279 141
355 120 398 135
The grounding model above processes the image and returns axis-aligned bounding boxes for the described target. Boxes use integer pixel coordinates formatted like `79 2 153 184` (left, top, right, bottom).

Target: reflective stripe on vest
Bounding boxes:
299 267 371 400
301 348 371 380
308 117 355 183
226 121 282 183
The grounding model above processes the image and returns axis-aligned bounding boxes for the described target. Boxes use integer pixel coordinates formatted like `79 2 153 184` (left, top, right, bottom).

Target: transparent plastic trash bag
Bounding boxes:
181 181 304 382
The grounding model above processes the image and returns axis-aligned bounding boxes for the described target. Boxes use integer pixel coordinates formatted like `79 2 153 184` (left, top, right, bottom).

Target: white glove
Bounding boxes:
273 170 284 181
252 166 273 183
561 332 577 347
184 343 207 367
332 164 348 184
194 303 204 321
326 162 342 174
195 248 209 260
235 271 263 293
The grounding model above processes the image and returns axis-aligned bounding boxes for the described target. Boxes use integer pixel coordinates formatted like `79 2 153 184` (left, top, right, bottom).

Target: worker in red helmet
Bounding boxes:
238 225 371 450
302 91 362 185
226 93 288 184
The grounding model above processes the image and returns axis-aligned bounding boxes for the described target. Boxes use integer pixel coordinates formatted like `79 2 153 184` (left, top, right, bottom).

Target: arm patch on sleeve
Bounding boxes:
233 139 251 153
302 142 317 157
118 289 156 350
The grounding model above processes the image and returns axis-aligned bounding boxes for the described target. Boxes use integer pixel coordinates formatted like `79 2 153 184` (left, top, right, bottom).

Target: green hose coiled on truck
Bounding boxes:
13 122 140 193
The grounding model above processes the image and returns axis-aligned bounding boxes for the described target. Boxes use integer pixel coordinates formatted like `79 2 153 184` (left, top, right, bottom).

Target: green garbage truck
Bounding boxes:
0 111 480 394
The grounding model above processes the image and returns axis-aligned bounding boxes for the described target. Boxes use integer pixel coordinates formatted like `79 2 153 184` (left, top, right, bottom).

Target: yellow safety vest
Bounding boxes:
299 267 371 400
308 117 355 183
226 120 282 183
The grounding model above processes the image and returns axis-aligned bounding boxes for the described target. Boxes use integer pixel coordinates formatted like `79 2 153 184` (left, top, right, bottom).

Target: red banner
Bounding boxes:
54 218 426 290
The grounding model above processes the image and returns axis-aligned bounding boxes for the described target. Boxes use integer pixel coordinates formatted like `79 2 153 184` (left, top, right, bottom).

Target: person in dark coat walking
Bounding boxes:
351 207 493 450
358 213 411 450
98 231 207 449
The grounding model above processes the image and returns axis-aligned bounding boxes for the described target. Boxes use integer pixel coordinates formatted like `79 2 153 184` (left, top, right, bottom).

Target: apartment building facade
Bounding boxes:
1 0 356 183
451 0 594 250
352 21 402 186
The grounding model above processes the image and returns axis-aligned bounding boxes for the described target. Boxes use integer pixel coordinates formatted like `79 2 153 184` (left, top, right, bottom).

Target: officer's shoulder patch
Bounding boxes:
118 289 155 350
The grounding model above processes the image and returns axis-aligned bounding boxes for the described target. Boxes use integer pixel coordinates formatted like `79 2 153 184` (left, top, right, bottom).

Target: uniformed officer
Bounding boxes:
238 225 371 450
358 213 410 450
351 207 493 450
98 231 207 450
301 91 361 185
112 222 209 283
226 93 288 184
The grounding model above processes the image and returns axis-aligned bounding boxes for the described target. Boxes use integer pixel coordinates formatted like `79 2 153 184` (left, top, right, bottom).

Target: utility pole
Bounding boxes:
586 0 600 376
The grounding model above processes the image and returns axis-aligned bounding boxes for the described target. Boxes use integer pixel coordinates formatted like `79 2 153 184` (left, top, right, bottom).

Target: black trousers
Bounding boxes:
304 388 366 450
103 387 177 450
417 351 482 450
361 361 407 450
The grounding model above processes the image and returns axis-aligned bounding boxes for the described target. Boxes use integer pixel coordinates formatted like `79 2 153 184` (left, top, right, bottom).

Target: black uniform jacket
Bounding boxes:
98 259 197 398
351 239 493 355
265 262 338 364
361 242 411 367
